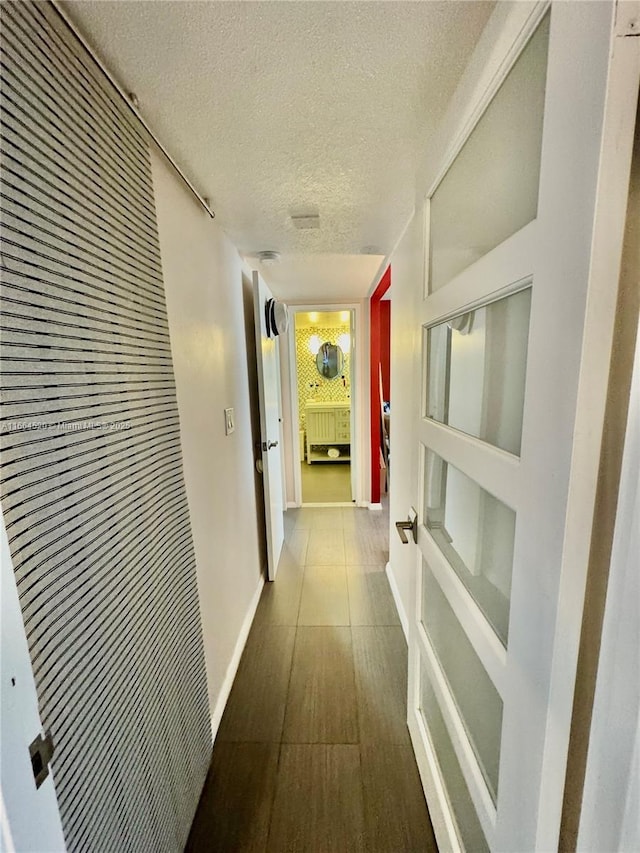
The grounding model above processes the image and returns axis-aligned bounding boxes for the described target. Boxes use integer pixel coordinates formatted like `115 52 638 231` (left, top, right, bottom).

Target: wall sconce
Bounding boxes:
337 333 351 353
308 334 321 355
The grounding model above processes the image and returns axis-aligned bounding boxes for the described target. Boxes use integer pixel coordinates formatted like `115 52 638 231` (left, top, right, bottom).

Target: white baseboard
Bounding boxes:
385 561 409 641
286 502 298 509
368 502 383 511
209 575 264 741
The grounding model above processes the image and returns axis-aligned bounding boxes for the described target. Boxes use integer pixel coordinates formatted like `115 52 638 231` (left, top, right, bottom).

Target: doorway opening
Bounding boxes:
293 309 355 505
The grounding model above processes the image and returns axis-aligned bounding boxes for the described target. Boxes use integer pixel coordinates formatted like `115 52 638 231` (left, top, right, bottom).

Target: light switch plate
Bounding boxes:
224 408 235 435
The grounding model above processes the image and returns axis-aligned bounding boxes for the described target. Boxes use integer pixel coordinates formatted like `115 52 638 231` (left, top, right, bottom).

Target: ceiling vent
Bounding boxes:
291 214 320 230
256 250 281 264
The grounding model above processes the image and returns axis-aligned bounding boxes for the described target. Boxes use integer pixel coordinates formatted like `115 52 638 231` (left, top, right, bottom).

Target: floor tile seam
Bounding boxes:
302 562 349 572
351 627 409 732
338 524 347 566
303 535 347 567
296 526 311 566
293 557 309 625
345 554 353 628
278 739 362 746
354 683 369 848
346 565 378 628
285 623 359 748
296 622 389 628
264 740 285 853
216 623 294 743
279 615 302 749
349 603 366 772
214 736 285 745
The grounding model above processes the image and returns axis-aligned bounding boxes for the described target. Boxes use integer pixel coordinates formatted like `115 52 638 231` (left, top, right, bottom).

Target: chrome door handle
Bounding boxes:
262 440 279 451
395 513 417 545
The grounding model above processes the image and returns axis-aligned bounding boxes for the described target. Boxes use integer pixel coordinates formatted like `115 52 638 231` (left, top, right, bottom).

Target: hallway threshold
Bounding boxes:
300 501 355 508
186 505 438 853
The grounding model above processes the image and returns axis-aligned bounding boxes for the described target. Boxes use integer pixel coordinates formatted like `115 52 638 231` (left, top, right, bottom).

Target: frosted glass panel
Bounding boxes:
423 448 514 644
426 287 532 455
422 560 503 800
429 15 549 291
420 663 490 853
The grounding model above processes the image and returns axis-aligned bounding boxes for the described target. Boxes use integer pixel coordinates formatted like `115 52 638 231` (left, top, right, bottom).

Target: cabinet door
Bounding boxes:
308 410 336 443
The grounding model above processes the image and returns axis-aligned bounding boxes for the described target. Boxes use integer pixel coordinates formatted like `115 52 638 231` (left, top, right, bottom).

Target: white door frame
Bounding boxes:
405 2 639 851
286 302 364 507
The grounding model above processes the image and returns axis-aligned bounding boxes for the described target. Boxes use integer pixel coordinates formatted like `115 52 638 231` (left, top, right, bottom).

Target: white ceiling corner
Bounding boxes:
246 253 386 302
64 0 495 300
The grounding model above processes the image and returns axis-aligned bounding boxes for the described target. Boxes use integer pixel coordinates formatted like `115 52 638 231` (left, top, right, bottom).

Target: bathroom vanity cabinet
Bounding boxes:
305 402 350 463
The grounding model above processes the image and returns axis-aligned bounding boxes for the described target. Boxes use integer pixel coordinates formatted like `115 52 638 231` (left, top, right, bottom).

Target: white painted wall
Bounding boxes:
386 209 425 631
150 149 264 730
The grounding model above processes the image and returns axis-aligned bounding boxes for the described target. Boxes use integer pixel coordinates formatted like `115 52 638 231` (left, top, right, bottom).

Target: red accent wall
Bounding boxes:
380 300 391 403
370 267 391 505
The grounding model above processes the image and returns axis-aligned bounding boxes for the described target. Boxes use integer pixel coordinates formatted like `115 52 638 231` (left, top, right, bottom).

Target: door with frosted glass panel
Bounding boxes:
406 5 620 851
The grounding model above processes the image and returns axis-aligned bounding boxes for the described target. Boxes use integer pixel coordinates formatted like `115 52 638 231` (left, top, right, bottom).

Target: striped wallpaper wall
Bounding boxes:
0 3 211 850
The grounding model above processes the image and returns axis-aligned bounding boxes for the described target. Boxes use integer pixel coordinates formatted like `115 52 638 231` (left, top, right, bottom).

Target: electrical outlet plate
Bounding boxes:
224 408 235 435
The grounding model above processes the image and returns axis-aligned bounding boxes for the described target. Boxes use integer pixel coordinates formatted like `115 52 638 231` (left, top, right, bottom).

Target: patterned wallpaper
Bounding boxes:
296 325 351 430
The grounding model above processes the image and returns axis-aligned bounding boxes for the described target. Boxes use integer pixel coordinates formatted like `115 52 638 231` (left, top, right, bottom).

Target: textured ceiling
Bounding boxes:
64 0 494 300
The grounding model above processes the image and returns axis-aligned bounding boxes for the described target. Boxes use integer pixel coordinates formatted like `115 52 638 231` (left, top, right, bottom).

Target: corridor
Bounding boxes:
186 505 437 852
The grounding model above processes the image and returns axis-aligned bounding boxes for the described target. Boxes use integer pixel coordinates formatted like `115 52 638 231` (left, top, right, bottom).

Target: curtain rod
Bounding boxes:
52 0 215 220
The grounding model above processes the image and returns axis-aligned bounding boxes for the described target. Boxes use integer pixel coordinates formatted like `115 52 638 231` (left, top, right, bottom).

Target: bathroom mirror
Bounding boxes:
315 342 344 379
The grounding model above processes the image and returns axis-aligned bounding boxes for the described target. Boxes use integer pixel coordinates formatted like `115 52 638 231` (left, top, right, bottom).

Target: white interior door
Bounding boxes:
1 509 66 852
253 270 285 581
349 309 357 503
404 4 634 851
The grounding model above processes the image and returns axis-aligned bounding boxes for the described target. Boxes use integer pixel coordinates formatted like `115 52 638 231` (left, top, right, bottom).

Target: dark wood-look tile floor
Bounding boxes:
186 505 438 853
